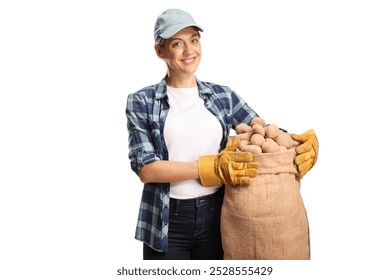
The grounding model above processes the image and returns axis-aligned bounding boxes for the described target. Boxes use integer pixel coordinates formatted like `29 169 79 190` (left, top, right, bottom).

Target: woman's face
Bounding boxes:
156 26 202 77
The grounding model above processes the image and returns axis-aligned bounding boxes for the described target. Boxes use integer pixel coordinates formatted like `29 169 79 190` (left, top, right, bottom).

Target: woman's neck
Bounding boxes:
166 73 197 88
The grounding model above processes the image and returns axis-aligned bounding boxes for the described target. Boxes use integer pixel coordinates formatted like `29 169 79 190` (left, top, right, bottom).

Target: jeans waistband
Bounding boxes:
170 188 223 213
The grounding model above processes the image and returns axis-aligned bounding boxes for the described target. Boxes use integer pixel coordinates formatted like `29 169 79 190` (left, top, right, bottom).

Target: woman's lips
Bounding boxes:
182 57 195 64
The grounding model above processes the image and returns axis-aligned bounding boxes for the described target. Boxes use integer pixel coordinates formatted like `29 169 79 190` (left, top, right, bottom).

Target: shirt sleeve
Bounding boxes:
126 91 160 174
230 90 259 127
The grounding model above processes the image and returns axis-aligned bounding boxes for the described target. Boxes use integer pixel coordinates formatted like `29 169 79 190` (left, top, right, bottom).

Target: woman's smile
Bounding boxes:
182 57 196 64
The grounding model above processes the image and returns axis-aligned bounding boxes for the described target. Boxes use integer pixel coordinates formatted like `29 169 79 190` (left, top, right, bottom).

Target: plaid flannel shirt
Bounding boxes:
126 76 258 252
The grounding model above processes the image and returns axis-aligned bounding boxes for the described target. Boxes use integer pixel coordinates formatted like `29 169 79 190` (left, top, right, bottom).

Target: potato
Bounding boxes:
274 133 296 148
235 123 252 134
265 124 282 139
252 124 266 136
278 145 287 151
250 117 266 127
262 141 279 153
236 132 252 141
242 144 262 154
250 134 265 147
238 140 250 150
234 121 300 155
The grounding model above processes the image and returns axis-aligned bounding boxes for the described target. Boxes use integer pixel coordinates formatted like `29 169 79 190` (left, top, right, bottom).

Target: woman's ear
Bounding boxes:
154 44 164 59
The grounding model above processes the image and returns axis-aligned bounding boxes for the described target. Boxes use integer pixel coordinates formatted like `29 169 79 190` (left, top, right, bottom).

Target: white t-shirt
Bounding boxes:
164 85 223 199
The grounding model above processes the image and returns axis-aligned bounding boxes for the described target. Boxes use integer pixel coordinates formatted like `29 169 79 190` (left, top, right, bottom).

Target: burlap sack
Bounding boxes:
221 148 310 260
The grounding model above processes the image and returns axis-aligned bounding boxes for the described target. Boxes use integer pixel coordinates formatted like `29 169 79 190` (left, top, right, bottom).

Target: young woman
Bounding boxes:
126 9 318 260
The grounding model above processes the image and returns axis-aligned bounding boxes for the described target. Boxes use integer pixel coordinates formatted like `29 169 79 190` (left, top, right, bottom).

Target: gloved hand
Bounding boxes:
198 138 259 187
291 129 319 179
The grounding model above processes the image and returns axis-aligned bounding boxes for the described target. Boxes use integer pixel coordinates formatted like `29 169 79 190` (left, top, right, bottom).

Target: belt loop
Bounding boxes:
174 199 180 215
211 193 215 211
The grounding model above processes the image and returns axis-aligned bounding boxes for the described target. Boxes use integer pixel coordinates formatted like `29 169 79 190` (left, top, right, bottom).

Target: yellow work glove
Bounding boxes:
198 138 259 187
291 129 319 179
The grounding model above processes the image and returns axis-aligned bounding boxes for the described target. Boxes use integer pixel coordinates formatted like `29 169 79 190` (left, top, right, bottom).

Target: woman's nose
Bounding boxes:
183 43 194 55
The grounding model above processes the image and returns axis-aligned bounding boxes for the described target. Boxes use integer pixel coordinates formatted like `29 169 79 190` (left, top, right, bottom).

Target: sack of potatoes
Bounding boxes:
221 117 310 260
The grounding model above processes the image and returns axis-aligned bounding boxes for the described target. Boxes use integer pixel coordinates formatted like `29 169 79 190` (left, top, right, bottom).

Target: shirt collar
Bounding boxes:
155 76 168 100
197 77 212 97
155 76 212 100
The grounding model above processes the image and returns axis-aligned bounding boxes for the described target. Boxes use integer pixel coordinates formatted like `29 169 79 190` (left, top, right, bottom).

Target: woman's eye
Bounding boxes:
172 41 182 47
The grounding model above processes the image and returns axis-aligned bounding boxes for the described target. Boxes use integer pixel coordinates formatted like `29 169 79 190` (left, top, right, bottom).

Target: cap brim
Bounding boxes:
159 23 203 39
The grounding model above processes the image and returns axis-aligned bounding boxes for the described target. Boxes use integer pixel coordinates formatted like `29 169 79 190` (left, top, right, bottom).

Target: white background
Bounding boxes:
1 0 389 279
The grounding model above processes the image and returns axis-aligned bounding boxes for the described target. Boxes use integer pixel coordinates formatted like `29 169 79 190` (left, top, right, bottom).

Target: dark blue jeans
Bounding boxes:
143 188 224 260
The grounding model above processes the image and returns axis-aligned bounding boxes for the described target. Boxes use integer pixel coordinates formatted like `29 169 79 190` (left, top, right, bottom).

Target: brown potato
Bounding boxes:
265 124 282 139
265 137 276 143
236 132 252 141
252 124 266 136
238 140 250 150
250 134 265 147
274 133 296 148
278 145 287 151
242 144 262 154
250 117 266 127
235 123 252 134
262 141 279 153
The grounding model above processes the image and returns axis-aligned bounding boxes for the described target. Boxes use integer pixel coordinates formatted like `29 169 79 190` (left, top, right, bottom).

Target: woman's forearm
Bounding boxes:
138 160 199 183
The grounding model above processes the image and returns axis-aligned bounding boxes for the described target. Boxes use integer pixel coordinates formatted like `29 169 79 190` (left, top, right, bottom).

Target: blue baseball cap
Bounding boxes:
154 9 204 42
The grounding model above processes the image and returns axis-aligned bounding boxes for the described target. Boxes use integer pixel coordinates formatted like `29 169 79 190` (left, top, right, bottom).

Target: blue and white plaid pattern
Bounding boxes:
126 76 258 252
